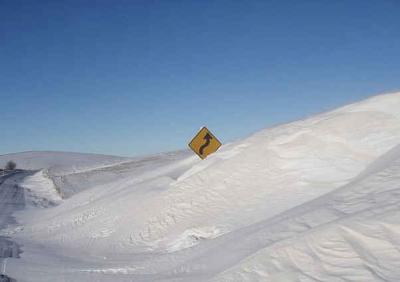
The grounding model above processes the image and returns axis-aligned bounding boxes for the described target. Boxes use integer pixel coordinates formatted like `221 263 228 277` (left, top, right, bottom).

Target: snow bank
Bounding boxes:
4 92 400 281
131 92 400 249
19 170 62 207
212 144 400 281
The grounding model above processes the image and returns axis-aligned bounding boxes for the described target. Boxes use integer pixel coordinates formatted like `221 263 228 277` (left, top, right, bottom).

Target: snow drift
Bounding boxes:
2 92 400 281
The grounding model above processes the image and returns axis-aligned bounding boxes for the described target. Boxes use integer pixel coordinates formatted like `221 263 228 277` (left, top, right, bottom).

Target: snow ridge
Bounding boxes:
3 92 400 281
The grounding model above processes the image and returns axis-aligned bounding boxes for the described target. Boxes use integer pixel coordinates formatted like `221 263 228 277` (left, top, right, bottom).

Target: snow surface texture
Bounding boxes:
2 92 400 281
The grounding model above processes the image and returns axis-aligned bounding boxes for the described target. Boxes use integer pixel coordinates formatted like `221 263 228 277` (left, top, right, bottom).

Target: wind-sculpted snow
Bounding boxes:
2 92 400 281
132 92 400 249
212 144 400 281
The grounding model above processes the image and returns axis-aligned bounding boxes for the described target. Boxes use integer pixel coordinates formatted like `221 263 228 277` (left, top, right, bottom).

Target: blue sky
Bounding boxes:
1 0 400 156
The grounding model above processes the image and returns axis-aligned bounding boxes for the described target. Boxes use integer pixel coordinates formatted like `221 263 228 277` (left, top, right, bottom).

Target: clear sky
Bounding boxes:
1 0 400 156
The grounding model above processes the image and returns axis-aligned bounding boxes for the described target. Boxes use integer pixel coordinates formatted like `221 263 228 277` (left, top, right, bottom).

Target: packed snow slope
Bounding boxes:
3 92 400 281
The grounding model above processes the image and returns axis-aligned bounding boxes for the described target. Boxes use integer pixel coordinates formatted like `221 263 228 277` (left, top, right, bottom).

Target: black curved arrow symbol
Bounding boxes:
199 133 213 156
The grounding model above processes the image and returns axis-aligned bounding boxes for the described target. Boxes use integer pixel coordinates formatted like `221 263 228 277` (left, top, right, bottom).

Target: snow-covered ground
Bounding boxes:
1 92 400 281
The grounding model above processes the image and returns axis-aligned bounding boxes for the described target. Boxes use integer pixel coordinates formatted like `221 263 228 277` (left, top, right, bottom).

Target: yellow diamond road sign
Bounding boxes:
189 127 222 159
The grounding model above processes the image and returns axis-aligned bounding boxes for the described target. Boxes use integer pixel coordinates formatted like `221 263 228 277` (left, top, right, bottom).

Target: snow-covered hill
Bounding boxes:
0 151 130 172
2 92 400 281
